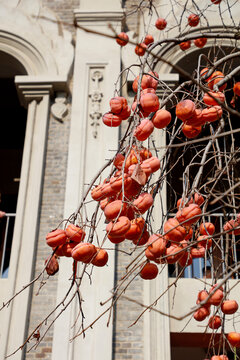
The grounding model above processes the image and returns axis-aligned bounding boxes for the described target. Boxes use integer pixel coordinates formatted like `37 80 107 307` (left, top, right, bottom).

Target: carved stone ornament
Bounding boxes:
89 70 104 138
51 93 68 121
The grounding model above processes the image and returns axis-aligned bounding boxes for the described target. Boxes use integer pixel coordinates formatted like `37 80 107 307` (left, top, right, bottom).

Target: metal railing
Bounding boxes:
0 213 16 278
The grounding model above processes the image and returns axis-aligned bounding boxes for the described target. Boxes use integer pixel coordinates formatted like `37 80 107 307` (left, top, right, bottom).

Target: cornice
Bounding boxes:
74 10 124 25
15 75 69 107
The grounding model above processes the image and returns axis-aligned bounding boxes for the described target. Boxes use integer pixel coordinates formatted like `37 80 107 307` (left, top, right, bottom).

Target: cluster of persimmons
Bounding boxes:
102 65 239 141
116 0 222 56
44 0 240 285
45 224 108 275
195 287 240 360
44 42 240 293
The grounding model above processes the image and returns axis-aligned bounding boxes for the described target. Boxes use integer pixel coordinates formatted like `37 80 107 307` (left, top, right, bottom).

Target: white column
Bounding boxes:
0 98 36 360
5 94 50 359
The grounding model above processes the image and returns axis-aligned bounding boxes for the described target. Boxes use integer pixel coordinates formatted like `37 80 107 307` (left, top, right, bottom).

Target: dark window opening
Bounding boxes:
171 332 235 360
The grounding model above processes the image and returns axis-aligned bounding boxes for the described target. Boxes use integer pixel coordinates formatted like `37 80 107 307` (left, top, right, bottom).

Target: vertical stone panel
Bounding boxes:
88 67 105 139
51 8 123 360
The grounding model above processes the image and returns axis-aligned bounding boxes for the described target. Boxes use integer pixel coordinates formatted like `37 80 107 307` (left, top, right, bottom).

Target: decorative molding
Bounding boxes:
88 68 104 138
154 29 239 74
74 10 124 25
15 76 69 107
51 92 68 121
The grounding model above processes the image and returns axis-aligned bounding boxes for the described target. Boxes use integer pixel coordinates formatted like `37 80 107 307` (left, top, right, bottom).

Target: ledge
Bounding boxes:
15 75 69 107
74 10 124 24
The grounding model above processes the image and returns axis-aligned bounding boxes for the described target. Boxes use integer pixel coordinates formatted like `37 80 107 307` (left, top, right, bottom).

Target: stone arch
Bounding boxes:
0 29 54 75
0 50 27 76
153 27 239 74
141 25 240 360
145 25 240 360
0 2 74 77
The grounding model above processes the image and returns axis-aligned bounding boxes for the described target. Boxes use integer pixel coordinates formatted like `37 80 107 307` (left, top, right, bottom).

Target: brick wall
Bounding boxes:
124 0 141 33
42 0 79 33
113 242 145 360
124 0 156 33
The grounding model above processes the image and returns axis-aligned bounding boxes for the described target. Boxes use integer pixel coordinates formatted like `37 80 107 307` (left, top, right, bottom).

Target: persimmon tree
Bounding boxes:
2 1 240 359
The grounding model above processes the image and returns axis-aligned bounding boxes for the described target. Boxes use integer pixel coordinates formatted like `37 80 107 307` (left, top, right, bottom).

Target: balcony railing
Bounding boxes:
0 213 16 278
168 213 239 279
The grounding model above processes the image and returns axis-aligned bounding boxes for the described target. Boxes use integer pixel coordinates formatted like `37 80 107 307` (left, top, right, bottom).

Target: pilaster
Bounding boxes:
52 7 123 360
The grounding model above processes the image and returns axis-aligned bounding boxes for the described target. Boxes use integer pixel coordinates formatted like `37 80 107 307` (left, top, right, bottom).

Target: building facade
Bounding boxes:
0 1 240 359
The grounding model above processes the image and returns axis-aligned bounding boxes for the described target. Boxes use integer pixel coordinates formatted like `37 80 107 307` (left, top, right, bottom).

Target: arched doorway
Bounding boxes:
153 36 240 360
0 5 73 356
0 51 27 278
